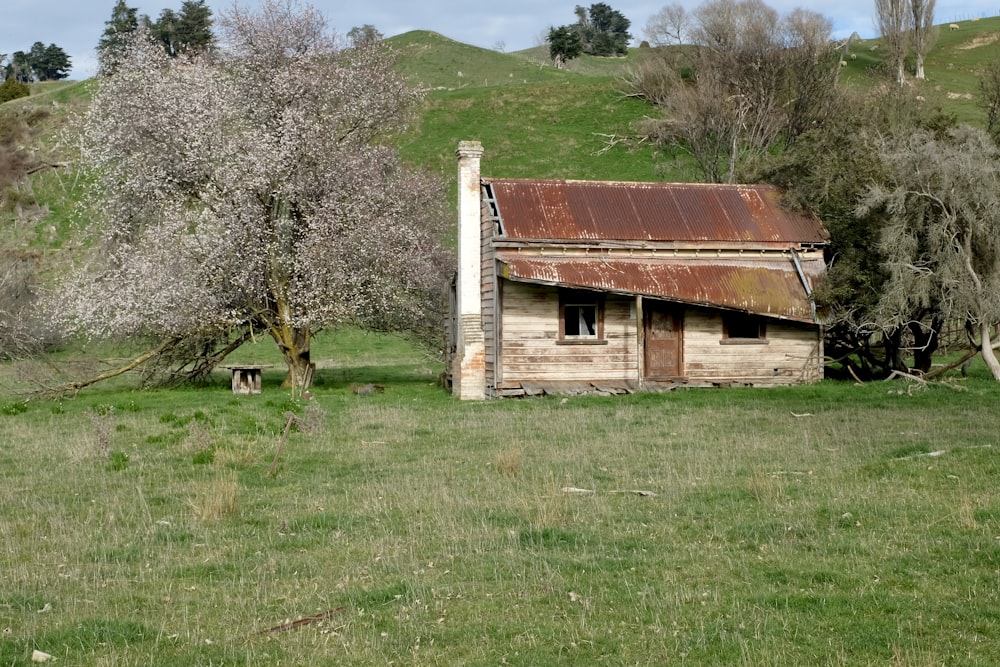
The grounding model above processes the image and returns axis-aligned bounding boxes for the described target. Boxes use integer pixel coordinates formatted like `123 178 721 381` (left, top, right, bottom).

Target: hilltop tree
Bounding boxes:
347 24 383 47
577 3 632 56
548 3 631 62
644 3 689 46
148 1 215 57
6 51 32 82
547 25 583 67
98 0 140 72
909 0 936 80
56 0 451 391
29 43 72 81
175 0 215 54
149 8 181 55
2 43 71 82
875 0 911 85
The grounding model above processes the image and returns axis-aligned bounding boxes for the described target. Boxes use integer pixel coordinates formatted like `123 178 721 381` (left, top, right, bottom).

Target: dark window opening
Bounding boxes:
723 313 767 342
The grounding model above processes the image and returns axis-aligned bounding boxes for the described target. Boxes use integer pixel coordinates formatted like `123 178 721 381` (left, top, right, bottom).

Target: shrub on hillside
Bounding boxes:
0 78 30 104
0 251 61 359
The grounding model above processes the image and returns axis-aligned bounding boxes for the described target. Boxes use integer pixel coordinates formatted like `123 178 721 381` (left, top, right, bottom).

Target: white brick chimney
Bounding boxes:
453 140 486 399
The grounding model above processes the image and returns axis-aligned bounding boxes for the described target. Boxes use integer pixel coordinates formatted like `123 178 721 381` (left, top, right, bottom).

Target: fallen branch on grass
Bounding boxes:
259 607 345 633
31 336 183 399
561 486 657 497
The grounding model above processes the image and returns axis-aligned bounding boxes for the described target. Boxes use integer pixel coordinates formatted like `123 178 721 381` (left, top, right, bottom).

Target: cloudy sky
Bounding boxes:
3 0 996 79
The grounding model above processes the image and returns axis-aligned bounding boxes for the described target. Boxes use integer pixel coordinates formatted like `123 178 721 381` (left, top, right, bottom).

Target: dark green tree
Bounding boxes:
547 25 583 67
98 0 140 72
150 8 181 56
549 3 631 63
149 2 213 57
582 2 632 56
175 0 215 54
29 43 72 81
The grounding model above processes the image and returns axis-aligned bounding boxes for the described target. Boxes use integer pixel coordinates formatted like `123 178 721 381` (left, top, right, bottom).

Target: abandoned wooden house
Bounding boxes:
447 141 830 399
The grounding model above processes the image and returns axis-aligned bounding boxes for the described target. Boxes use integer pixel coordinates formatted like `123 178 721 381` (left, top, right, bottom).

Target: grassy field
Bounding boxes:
1 331 999 665
2 23 1000 667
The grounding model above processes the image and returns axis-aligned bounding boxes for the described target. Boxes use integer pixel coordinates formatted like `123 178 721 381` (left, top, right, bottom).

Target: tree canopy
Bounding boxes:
547 25 583 67
858 125 1000 379
149 0 215 57
2 43 71 82
97 0 140 72
58 0 451 390
100 0 214 67
546 3 632 65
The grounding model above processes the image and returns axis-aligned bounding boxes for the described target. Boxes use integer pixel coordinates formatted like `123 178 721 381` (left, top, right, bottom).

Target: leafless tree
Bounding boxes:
53 0 451 390
631 0 840 182
910 0 937 80
780 8 843 147
645 4 689 46
875 0 912 85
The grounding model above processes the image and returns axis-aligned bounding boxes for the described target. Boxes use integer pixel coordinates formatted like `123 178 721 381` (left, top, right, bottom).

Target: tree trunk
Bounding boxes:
979 321 1000 380
909 318 940 374
884 326 908 375
914 54 925 80
269 324 315 390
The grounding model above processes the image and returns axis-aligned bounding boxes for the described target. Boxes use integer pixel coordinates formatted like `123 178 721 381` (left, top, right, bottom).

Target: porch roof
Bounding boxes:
496 253 823 324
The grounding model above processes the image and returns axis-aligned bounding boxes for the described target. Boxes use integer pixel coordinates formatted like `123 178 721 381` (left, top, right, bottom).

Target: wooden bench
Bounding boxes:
224 365 268 395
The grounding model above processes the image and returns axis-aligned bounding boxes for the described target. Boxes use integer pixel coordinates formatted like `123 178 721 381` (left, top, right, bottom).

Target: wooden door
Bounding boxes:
644 304 682 379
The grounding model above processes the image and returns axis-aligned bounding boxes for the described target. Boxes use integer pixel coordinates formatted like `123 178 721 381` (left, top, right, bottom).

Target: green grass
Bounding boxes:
3 28 1000 665
1 335 999 665
400 80 678 188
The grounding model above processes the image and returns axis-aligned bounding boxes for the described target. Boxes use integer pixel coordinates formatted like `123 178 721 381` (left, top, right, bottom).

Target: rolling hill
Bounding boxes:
4 18 1000 254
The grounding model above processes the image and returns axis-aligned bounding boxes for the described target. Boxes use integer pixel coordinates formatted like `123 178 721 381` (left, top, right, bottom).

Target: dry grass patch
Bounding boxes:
189 471 239 521
492 448 522 478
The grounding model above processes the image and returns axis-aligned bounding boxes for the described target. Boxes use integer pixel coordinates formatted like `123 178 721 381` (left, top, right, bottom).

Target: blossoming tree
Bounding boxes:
58 0 451 390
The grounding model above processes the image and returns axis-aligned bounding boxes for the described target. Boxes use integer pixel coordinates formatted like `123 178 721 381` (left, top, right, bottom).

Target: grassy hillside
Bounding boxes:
387 30 643 90
837 16 1000 124
389 31 692 191
399 80 672 186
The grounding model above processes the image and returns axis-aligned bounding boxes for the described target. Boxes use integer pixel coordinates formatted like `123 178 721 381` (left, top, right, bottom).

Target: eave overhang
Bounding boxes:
496 253 824 324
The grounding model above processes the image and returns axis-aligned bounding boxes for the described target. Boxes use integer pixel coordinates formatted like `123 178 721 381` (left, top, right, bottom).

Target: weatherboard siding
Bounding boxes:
682 310 822 385
498 282 639 383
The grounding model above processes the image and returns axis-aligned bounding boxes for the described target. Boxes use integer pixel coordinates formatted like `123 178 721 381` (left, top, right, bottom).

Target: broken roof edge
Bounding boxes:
496 255 823 325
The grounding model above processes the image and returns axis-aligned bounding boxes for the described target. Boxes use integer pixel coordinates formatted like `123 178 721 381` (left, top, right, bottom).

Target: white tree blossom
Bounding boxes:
57 0 450 389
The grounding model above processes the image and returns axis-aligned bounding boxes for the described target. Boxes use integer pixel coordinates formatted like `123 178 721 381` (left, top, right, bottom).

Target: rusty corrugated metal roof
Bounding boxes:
496 254 824 323
485 179 829 246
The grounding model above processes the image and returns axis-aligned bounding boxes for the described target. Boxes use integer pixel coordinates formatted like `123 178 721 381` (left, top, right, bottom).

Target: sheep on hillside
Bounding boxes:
949 23 960 30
